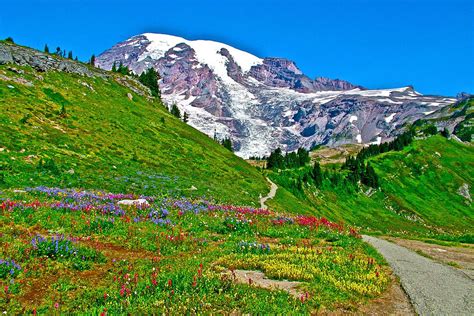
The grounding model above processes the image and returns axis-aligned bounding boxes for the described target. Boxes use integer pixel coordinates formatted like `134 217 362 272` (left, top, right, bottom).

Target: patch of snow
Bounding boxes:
376 98 403 104
344 86 413 97
370 136 382 145
349 115 358 123
385 113 396 123
424 110 436 115
356 134 362 143
140 33 263 83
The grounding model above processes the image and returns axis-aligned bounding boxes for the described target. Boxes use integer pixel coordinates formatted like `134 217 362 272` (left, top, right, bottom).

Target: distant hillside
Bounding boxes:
268 135 473 240
0 41 268 205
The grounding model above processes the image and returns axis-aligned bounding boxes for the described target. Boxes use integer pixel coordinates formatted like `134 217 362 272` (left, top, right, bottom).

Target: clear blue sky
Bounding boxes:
1 0 472 96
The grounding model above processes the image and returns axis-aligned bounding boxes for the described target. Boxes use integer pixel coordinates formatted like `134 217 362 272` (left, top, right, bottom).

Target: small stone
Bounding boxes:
127 92 133 100
7 85 14 89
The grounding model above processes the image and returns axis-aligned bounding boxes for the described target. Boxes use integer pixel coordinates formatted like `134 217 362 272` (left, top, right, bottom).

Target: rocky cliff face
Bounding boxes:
96 33 457 157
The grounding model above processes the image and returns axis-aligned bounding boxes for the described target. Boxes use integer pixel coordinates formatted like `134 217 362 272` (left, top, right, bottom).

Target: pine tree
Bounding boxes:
297 148 309 167
67 51 73 59
63 49 67 58
111 62 117 72
44 44 49 53
170 104 181 119
55 47 61 56
89 54 96 66
221 137 233 152
138 68 160 97
4 37 14 43
183 112 189 123
311 162 323 187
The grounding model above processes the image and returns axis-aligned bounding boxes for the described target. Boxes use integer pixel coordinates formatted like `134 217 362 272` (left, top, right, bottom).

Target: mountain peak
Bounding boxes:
96 34 455 157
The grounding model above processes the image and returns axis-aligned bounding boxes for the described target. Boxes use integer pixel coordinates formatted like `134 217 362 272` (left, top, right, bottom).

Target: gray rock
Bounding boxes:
458 183 472 202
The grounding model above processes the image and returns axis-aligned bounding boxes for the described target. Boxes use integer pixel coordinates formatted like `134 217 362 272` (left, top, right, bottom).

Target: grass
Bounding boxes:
267 136 474 241
0 62 268 206
0 187 389 314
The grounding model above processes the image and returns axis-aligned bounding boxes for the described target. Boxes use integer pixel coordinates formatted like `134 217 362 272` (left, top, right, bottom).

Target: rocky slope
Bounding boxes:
96 33 457 157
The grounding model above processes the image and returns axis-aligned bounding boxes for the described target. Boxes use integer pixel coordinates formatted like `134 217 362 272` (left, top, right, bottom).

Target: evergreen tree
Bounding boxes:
63 49 67 58
311 162 323 187
170 104 181 119
111 62 117 72
221 137 233 152
183 112 189 123
267 148 284 169
297 148 310 167
89 54 96 66
138 67 160 97
4 37 14 43
362 163 379 188
44 44 49 53
55 47 61 56
74 56 78 61
67 51 73 59
441 128 450 138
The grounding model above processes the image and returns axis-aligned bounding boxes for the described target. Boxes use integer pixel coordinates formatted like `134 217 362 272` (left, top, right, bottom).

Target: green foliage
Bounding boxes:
114 61 131 75
423 124 438 136
170 103 181 119
4 37 14 43
89 54 95 66
268 136 474 238
44 44 49 53
221 137 233 152
0 63 268 206
37 158 60 175
267 147 309 170
138 67 160 97
183 111 189 123
19 113 31 124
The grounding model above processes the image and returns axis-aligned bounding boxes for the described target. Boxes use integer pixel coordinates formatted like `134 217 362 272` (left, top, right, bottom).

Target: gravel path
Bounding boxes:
260 177 278 209
363 235 474 315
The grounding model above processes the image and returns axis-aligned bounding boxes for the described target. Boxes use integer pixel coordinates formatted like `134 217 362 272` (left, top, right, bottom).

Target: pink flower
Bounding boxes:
54 302 59 309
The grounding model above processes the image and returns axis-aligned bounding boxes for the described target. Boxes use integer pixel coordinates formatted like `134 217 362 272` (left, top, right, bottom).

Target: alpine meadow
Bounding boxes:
0 1 473 314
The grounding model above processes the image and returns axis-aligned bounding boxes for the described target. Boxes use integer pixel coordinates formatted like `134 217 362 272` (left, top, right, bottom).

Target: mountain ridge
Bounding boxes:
96 33 457 158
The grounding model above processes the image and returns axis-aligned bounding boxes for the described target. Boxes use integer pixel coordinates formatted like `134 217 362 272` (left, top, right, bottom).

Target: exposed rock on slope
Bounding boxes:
97 33 457 157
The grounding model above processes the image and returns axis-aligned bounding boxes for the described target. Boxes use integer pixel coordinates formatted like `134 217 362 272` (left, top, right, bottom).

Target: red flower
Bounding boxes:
168 279 172 287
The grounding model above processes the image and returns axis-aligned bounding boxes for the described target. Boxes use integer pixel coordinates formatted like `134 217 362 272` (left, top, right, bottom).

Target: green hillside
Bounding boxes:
0 47 268 206
268 136 474 240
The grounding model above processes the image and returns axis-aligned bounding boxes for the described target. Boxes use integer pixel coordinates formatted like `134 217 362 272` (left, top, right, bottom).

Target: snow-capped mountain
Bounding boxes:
96 33 456 158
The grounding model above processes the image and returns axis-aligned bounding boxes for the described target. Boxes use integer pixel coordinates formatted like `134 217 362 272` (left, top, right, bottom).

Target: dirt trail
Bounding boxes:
363 235 474 315
259 177 278 209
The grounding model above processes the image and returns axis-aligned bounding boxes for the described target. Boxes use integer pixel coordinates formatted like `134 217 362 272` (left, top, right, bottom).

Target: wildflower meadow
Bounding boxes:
0 187 389 314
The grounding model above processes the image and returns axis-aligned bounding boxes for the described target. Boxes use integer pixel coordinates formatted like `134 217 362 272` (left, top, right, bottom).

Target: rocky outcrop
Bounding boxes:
0 42 154 98
0 42 107 78
247 58 360 92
